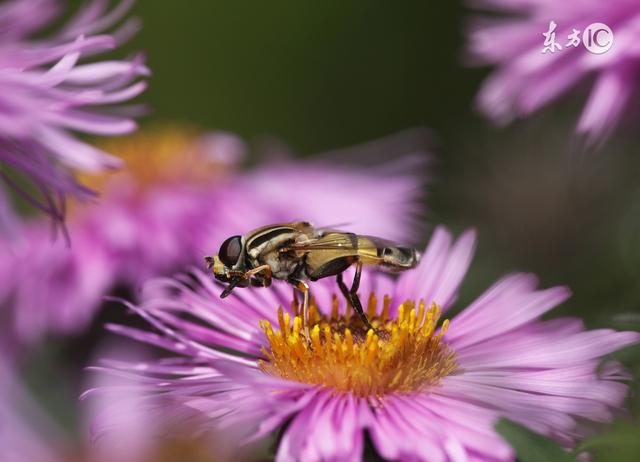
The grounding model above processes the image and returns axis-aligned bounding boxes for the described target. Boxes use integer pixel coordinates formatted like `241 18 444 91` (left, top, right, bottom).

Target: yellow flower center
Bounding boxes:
76 126 236 196
259 294 457 398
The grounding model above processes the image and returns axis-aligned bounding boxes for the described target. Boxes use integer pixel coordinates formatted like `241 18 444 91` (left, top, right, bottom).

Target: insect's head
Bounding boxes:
205 235 249 298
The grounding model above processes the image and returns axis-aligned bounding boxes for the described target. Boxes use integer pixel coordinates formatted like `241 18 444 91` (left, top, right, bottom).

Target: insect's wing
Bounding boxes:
313 222 352 234
288 233 406 249
284 233 406 265
357 234 403 250
282 233 357 251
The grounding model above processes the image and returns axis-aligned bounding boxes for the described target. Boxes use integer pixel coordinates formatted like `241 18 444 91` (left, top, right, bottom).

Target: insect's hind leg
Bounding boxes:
337 262 375 332
336 272 351 303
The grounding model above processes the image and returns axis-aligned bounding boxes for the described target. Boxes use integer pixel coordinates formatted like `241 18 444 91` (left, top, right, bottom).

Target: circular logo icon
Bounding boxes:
582 22 614 54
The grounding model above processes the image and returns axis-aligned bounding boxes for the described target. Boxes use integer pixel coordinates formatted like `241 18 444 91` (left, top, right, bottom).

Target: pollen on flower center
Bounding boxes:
258 294 458 397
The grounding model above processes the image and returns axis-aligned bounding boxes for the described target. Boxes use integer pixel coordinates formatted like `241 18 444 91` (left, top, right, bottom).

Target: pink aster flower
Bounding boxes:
0 127 429 349
467 0 640 144
0 0 148 230
87 226 640 461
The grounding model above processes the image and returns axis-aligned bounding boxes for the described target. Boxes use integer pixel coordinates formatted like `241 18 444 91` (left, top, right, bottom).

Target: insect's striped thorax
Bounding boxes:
244 224 312 278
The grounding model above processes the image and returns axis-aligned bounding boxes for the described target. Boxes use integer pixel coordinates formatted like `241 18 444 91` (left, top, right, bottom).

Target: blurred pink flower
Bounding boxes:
0 128 429 349
0 0 148 230
88 226 639 461
0 360 67 462
468 0 640 144
0 355 223 462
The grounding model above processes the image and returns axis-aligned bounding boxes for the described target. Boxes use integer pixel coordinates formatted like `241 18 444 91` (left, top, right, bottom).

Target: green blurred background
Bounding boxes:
39 1 640 459
131 0 469 152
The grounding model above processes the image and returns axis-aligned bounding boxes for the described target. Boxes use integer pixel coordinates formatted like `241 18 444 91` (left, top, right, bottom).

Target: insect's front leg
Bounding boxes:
337 262 375 332
245 264 273 287
289 278 311 341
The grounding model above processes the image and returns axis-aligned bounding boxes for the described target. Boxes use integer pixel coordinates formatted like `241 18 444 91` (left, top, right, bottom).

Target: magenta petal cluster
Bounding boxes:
467 0 640 143
0 0 148 227
88 226 639 462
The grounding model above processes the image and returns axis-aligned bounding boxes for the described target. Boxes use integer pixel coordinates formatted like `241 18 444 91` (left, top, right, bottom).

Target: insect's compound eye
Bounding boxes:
218 235 242 267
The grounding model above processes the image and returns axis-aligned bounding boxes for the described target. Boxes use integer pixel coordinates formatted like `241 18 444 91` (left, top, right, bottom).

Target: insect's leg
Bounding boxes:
337 267 374 331
290 279 311 340
245 264 272 287
336 272 351 303
292 287 299 311
349 262 375 332
245 264 272 278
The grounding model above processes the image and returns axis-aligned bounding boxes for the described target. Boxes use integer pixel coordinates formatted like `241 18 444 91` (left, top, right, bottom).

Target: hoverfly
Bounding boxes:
205 222 420 335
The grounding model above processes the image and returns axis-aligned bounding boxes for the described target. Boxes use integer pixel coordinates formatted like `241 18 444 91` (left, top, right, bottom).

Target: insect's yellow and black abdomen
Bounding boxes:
358 235 420 272
379 246 420 271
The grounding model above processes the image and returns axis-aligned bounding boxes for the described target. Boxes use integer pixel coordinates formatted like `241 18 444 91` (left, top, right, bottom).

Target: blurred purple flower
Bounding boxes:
0 354 223 462
0 127 429 349
0 0 148 230
0 360 67 462
467 0 640 144
88 227 639 461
